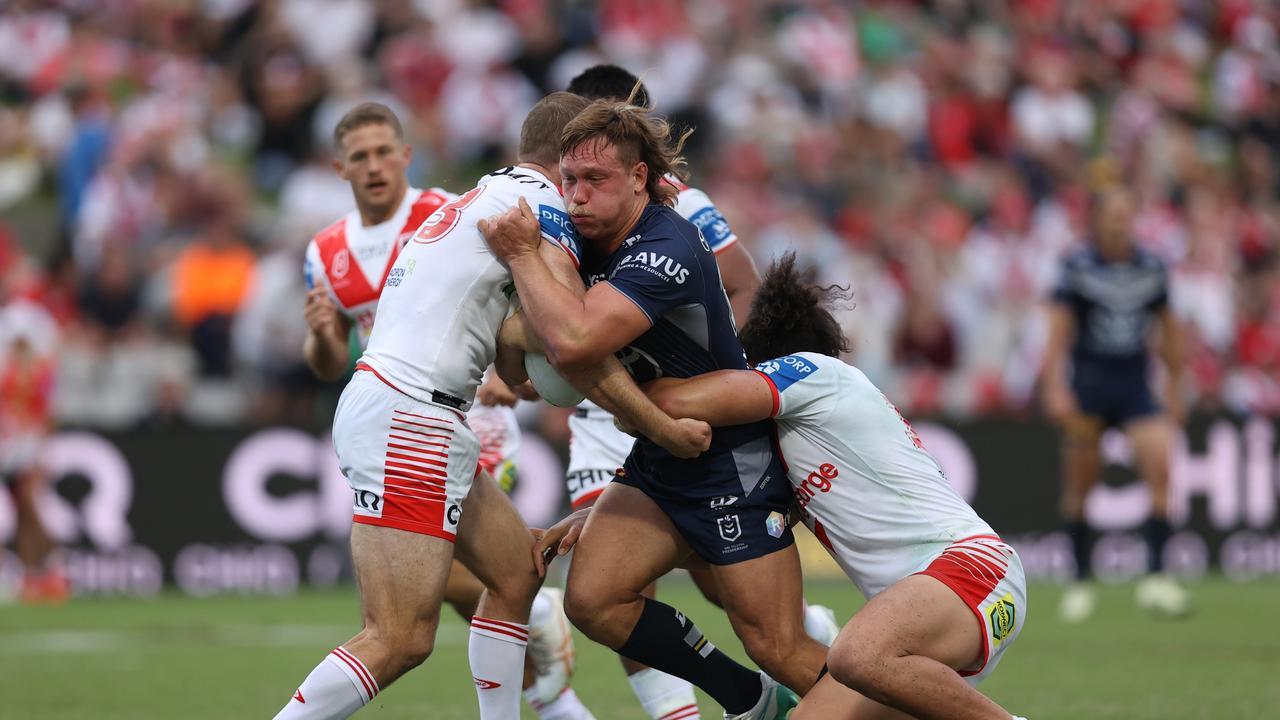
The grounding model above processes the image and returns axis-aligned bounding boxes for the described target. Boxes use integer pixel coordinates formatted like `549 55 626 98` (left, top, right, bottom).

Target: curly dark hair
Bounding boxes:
738 253 851 365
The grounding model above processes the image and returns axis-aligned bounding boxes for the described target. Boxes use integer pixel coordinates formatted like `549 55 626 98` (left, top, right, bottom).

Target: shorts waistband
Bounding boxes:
355 363 468 416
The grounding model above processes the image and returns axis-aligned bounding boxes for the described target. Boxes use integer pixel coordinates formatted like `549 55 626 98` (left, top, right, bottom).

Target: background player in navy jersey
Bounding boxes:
480 98 825 719
1041 186 1190 622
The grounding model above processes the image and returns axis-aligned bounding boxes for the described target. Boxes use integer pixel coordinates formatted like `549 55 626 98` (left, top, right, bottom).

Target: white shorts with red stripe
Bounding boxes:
916 535 1027 685
332 370 479 542
565 410 634 508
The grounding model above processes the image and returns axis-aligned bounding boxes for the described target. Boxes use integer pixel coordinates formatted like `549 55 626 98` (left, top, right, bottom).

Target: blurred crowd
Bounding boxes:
2 0 1280 428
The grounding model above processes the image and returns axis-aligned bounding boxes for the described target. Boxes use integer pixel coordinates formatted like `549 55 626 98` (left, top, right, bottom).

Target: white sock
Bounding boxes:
525 687 594 720
530 589 556 627
470 616 530 720
802 604 840 646
628 667 701 720
273 647 378 719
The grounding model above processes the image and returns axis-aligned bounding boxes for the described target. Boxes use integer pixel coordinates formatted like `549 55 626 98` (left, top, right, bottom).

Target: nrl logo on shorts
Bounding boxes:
717 514 742 542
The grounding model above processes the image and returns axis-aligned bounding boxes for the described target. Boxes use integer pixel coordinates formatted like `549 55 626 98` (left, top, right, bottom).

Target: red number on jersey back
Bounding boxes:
412 186 485 244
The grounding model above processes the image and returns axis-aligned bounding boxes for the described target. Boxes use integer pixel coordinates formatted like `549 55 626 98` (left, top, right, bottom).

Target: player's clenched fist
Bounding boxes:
660 417 712 459
304 287 341 334
479 196 542 263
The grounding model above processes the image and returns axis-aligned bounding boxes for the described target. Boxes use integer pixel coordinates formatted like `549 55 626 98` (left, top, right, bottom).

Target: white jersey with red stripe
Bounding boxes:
754 351 995 599
359 166 580 413
303 187 455 348
565 179 738 506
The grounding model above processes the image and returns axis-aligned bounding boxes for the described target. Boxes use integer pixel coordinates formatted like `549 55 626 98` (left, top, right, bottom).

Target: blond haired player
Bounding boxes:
276 93 709 720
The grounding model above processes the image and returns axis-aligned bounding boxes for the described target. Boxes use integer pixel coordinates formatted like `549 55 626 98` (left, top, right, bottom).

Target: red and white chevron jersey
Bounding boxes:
303 187 455 348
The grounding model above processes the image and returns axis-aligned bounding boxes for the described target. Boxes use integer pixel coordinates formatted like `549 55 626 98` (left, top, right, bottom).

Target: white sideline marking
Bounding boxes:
2 624 469 654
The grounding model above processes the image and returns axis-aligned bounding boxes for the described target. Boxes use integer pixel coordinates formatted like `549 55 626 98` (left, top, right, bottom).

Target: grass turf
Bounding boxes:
1 577 1277 719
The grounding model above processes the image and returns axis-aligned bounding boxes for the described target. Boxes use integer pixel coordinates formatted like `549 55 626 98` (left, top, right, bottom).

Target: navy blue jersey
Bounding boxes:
1051 246 1168 376
581 203 770 456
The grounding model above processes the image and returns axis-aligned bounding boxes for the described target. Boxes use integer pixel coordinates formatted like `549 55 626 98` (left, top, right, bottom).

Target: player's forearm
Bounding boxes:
568 355 680 446
718 243 762 327
303 331 350 381
647 372 771 427
1040 306 1074 389
727 285 757 329
507 252 596 368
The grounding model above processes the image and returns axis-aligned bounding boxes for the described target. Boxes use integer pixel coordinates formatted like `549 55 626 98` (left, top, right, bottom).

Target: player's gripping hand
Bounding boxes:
657 417 712 459
477 373 520 408
304 287 341 335
478 196 542 264
531 507 592 578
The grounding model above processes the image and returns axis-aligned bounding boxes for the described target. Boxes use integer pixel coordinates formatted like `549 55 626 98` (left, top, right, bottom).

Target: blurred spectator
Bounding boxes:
0 1 1277 428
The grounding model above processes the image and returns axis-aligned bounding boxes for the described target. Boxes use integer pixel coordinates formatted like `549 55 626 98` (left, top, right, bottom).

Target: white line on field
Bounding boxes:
1 624 469 654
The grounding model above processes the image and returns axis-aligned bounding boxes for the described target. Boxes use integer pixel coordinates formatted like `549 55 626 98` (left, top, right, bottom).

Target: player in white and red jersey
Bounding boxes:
287 102 601 720
0 298 67 604
624 254 1029 720
560 65 836 720
275 94 710 720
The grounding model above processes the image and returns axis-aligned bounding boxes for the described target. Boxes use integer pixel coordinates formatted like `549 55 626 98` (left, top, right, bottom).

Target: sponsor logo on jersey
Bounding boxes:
615 250 690 285
986 594 1016 644
755 354 816 393
710 495 738 509
689 205 733 248
537 205 581 260
332 248 350 279
623 234 641 248
765 511 786 538
795 462 838 511
354 238 393 264
717 514 742 542
385 258 416 288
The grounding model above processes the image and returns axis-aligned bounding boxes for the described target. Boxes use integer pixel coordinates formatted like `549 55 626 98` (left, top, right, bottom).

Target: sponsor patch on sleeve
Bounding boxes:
688 205 735 250
538 205 581 264
754 354 818 393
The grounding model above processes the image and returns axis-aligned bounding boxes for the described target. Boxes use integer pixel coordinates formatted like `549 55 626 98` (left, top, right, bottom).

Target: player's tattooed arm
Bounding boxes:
645 370 776 426
302 287 354 381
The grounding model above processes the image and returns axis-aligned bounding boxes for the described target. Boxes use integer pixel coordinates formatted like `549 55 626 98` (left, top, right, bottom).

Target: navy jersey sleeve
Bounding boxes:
605 239 701 324
1050 258 1077 305
1149 262 1169 312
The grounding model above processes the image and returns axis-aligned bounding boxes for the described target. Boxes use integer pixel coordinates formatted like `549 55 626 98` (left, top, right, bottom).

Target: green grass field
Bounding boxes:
1 578 1277 719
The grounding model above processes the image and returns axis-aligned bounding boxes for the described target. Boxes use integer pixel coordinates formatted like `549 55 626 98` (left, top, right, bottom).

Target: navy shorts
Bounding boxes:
614 435 795 565
1071 368 1161 429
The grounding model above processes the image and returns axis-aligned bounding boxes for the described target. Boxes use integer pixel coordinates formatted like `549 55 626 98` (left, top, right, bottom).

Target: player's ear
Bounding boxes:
633 161 648 195
400 141 412 165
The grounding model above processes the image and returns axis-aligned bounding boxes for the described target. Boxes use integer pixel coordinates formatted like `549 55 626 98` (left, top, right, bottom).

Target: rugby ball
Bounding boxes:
524 352 585 408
